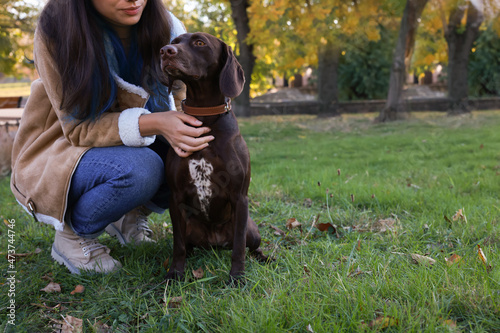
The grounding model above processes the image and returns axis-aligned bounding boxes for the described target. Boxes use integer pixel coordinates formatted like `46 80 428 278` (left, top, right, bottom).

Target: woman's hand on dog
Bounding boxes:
139 111 214 157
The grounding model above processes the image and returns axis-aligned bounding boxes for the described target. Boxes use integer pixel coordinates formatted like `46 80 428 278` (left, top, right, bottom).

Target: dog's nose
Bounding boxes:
160 45 178 59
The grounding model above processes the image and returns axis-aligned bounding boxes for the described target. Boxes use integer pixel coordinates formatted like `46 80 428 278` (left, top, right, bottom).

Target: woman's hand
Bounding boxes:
138 111 214 157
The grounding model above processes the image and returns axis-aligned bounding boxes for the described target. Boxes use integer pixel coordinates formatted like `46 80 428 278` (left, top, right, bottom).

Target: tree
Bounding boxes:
317 39 340 115
0 0 38 76
168 0 254 116
411 2 448 78
441 0 484 114
311 1 404 114
228 0 254 117
247 0 311 94
401 0 499 115
377 0 429 122
248 0 400 115
168 0 236 49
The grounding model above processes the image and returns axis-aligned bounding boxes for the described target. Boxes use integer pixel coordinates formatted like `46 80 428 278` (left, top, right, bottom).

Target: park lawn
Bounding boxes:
1 111 499 332
0 83 31 97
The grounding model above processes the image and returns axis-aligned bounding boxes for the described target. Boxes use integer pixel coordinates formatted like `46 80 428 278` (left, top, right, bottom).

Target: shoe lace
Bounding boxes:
80 239 106 257
135 210 152 236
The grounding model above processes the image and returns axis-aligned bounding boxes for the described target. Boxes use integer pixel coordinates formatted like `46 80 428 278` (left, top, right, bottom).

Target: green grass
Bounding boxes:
1 112 499 332
0 82 31 97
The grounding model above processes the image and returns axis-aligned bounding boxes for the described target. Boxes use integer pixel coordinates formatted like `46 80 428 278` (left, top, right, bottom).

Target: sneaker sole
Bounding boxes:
51 244 81 275
105 224 128 245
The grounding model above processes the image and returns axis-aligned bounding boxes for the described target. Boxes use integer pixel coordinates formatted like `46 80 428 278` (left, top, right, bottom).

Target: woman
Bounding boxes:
10 0 214 274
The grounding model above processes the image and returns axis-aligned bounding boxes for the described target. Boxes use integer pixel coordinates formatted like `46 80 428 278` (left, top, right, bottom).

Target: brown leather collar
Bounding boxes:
181 99 231 116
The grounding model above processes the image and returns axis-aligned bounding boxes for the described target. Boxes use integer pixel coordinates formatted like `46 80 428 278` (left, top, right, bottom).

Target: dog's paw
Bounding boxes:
165 269 185 282
226 274 246 288
251 248 274 264
262 255 275 264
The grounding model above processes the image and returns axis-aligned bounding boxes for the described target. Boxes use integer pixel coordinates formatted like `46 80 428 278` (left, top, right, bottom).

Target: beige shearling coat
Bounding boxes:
11 26 185 231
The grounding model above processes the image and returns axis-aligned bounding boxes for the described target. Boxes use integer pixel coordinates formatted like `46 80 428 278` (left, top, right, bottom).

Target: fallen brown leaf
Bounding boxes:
42 273 54 281
478 244 492 272
41 282 61 293
315 223 336 234
477 244 487 265
442 318 458 328
70 285 85 295
61 315 83 333
192 267 204 279
368 316 398 329
452 208 467 223
51 315 83 333
371 218 396 233
167 296 183 308
445 254 462 266
286 218 302 230
411 253 436 266
87 319 111 333
351 224 369 232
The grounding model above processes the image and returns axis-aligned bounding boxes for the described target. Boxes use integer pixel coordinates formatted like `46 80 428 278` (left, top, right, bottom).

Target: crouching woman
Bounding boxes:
10 0 214 274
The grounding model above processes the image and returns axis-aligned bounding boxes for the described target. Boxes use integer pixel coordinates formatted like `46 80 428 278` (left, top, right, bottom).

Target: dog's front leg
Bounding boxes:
229 196 249 282
166 200 187 281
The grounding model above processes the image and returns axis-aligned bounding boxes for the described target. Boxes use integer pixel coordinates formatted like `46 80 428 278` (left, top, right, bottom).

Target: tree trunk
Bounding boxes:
283 73 289 87
317 41 340 116
229 0 255 117
444 1 484 115
377 0 428 122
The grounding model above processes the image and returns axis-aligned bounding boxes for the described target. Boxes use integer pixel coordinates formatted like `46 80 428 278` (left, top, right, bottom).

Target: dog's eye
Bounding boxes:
194 40 206 46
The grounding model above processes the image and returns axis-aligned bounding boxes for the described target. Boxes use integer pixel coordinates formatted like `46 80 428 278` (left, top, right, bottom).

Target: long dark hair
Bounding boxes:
38 0 172 120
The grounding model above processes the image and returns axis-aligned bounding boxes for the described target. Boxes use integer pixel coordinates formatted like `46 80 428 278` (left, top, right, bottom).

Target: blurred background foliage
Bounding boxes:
1 0 499 99
468 24 500 97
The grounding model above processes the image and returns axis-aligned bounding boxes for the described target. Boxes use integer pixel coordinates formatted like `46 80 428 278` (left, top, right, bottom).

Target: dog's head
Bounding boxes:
160 32 245 99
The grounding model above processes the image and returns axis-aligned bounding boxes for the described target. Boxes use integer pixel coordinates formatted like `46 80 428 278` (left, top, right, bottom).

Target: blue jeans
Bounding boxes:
67 144 170 238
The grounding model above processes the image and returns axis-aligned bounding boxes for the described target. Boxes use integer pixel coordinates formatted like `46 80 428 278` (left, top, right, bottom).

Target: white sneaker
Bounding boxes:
51 223 121 274
105 207 155 245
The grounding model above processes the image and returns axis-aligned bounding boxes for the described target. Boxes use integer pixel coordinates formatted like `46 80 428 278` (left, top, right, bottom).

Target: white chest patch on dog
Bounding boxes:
188 158 214 217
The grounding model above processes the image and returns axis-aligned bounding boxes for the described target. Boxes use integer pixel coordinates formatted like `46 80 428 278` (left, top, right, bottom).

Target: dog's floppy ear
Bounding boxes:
219 42 245 98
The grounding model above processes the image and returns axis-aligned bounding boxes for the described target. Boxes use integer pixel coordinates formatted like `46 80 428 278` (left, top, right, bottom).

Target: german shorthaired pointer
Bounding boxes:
160 32 269 283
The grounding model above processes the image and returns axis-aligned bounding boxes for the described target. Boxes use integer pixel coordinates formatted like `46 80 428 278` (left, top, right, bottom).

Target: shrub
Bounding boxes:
468 26 500 97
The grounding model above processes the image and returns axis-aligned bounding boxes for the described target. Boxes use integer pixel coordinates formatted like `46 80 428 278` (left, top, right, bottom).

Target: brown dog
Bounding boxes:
160 32 269 282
